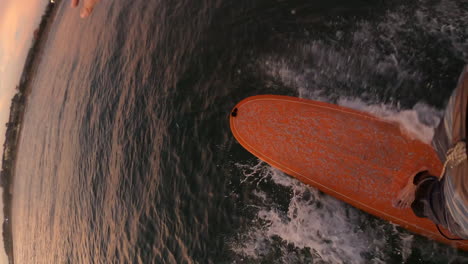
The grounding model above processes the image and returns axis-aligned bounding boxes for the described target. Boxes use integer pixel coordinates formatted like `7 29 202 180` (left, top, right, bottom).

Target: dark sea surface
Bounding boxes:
11 0 468 263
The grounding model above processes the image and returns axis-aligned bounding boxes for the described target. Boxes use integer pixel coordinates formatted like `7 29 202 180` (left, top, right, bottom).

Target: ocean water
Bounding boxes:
10 0 468 263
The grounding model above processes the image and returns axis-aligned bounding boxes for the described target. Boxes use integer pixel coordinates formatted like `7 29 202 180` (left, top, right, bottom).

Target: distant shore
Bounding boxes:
0 1 62 263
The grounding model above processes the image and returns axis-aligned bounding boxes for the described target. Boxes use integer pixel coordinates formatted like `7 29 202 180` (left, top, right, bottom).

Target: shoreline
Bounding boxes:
0 1 63 263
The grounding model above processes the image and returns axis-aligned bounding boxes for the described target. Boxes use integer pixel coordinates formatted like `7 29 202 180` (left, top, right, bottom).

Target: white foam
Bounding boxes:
337 98 442 144
231 162 392 263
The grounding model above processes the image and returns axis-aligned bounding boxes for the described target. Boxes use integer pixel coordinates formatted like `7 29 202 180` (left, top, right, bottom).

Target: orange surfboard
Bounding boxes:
230 95 468 251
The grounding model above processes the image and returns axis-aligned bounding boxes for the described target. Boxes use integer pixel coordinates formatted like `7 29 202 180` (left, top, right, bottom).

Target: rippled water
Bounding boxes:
11 0 468 263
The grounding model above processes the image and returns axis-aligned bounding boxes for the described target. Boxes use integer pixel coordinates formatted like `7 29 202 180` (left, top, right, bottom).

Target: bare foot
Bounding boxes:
392 174 417 209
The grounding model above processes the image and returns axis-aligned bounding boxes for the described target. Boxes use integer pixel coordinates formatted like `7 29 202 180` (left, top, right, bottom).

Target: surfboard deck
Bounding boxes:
230 95 468 251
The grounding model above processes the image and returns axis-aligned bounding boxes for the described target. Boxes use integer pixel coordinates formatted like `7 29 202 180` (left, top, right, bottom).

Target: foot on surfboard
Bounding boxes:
393 170 431 209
